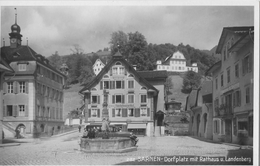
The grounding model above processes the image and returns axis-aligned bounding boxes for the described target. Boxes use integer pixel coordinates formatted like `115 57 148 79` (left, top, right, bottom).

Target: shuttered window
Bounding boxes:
122 108 128 117
135 108 140 117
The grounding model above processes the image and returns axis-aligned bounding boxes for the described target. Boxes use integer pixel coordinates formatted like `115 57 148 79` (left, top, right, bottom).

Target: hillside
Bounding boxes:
167 74 188 109
63 84 83 119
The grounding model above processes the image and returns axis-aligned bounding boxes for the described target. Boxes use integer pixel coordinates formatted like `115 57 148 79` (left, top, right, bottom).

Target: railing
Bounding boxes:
214 104 233 118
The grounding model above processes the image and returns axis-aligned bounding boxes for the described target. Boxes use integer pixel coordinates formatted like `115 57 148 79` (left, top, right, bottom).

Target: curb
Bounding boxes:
50 129 78 138
0 143 21 147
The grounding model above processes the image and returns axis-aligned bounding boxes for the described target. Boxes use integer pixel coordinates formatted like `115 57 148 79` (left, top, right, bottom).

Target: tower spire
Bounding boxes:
15 8 17 24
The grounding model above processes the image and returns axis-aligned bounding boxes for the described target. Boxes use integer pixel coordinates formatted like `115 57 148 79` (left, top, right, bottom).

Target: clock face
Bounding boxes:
10 38 17 44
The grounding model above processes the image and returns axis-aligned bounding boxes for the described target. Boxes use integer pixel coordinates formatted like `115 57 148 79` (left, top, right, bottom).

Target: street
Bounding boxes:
0 131 253 165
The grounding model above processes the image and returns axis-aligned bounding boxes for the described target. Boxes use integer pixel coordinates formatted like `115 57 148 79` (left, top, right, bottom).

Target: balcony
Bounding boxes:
214 104 233 119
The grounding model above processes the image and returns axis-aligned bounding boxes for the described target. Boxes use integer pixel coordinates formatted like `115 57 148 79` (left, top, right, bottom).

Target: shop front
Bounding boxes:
127 123 147 136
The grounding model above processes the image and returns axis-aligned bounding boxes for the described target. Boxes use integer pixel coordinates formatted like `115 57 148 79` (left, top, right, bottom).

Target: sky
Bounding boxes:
1 3 254 57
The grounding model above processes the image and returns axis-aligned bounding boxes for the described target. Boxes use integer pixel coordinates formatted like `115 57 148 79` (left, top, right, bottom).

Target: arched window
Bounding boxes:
91 88 97 91
128 74 134 78
141 87 147 90
103 75 109 78
115 61 122 66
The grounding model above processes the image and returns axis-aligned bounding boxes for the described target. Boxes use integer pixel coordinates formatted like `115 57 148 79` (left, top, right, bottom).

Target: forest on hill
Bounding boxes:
47 31 219 87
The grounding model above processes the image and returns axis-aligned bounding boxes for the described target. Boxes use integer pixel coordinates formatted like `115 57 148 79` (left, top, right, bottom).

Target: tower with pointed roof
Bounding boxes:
9 8 22 48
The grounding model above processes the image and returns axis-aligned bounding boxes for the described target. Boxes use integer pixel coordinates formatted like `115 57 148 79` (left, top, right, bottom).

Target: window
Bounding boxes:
115 108 121 117
128 95 134 103
235 63 239 78
141 94 147 103
214 98 219 114
220 120 225 134
119 67 125 75
116 81 124 89
243 55 251 74
128 80 134 89
245 86 250 104
238 121 248 131
227 68 230 83
91 95 100 104
140 108 147 116
104 81 109 89
116 95 122 103
223 46 226 61
91 109 98 117
233 90 241 107
215 77 218 90
214 120 219 134
7 105 13 116
18 64 27 71
19 105 25 116
7 82 14 93
128 108 134 117
221 74 224 87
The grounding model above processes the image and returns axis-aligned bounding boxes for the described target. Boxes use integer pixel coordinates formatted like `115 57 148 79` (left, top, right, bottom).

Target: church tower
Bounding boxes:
9 8 22 48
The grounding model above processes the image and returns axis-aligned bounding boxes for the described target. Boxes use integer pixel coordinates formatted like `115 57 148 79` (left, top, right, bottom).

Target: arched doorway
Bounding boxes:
196 114 200 136
16 124 26 138
203 113 207 133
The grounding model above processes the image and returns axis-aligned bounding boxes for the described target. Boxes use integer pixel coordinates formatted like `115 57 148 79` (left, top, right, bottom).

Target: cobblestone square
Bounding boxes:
0 131 253 165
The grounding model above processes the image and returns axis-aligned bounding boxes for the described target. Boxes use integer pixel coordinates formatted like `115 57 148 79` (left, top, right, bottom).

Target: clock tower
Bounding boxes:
9 8 22 48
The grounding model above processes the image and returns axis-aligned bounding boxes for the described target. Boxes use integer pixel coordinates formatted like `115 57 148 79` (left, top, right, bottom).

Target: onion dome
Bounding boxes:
11 23 21 34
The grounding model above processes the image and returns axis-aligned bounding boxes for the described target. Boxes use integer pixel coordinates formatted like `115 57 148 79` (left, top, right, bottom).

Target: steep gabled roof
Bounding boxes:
0 58 14 73
79 52 158 94
1 45 66 77
216 26 254 54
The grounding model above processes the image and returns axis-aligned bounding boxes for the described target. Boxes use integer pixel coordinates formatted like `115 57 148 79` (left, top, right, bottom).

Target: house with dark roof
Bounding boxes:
1 13 66 138
185 80 213 140
207 26 253 145
79 52 167 136
156 51 198 73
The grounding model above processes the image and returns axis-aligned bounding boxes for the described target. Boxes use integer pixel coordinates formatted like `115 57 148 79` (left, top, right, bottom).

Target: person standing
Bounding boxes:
78 125 82 133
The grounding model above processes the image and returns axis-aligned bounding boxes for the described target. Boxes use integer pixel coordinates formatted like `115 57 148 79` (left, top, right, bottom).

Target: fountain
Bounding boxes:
80 90 137 153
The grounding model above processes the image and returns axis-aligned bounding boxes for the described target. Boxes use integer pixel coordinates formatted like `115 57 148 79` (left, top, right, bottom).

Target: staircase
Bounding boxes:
2 122 25 138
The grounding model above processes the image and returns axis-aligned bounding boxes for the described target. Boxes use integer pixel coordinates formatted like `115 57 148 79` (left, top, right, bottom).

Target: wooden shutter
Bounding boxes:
13 105 18 117
25 105 28 117
135 108 140 117
3 82 7 94
100 81 103 90
110 69 112 76
14 81 18 94
238 90 241 106
89 109 91 117
112 95 115 104
249 54 252 72
3 105 6 117
147 108 150 117
112 81 115 89
25 81 29 94
109 81 112 89
97 109 100 117
233 93 236 108
122 108 127 117
112 109 115 117
122 81 125 89
98 96 100 104
122 95 125 104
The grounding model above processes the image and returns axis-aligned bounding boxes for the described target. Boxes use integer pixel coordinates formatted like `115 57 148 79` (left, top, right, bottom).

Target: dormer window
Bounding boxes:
18 64 27 71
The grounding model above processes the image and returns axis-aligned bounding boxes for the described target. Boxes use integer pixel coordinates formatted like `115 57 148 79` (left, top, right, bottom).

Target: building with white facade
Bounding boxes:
93 59 105 76
156 51 198 73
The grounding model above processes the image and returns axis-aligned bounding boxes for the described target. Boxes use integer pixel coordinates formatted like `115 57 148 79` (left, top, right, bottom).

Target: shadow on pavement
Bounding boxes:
187 136 222 145
2 139 30 144
116 154 252 165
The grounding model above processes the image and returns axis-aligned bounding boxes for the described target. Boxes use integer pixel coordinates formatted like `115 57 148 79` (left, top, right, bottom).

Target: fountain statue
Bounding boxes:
101 90 110 139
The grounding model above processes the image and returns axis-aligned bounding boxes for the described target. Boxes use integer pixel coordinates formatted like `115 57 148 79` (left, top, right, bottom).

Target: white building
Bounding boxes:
156 51 198 73
93 59 105 76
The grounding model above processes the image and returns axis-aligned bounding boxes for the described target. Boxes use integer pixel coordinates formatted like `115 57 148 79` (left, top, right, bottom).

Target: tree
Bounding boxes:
164 77 173 102
127 31 148 55
47 51 63 70
181 71 202 94
78 66 95 85
109 31 129 56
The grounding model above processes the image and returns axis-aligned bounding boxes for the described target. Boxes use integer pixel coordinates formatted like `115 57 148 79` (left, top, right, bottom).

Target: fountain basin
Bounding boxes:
80 137 137 153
